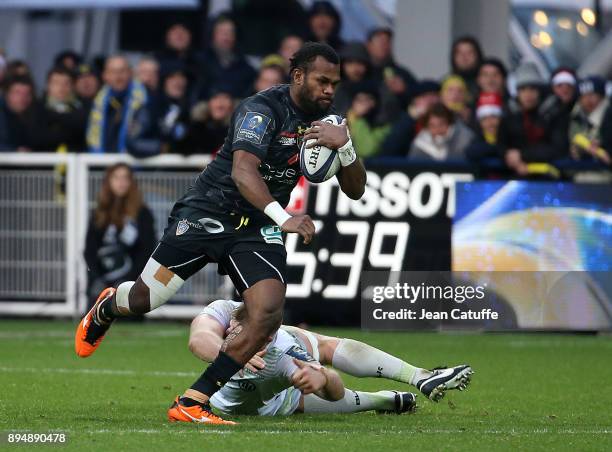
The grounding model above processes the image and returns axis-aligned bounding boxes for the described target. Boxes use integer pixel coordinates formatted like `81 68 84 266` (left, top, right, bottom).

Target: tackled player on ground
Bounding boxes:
168 299 473 421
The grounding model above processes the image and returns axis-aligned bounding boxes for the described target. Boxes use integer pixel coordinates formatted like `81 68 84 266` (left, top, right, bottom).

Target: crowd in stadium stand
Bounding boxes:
0 0 610 178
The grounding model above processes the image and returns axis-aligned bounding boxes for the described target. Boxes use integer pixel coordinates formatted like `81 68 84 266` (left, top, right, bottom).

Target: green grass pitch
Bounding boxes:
1 320 611 451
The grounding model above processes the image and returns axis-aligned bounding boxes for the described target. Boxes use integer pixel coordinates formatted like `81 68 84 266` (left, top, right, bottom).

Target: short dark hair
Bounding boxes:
46 66 75 82
53 49 82 68
480 57 508 79
289 41 339 75
423 102 455 126
367 27 393 42
4 75 34 92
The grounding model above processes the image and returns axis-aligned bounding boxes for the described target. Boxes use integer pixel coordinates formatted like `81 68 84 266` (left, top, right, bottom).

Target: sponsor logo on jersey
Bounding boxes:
287 153 299 165
176 218 226 235
197 217 225 234
260 225 284 245
236 111 271 144
176 219 189 236
278 136 297 146
296 125 308 149
285 345 316 362
238 381 256 392
278 132 298 146
259 163 298 185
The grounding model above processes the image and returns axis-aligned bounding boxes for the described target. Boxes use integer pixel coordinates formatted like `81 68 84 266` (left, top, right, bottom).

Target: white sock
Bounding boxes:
331 338 431 386
115 281 135 315
302 389 396 414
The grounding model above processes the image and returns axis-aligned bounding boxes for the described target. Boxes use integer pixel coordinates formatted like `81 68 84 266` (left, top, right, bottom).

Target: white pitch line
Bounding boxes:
0 366 198 378
0 329 186 339
3 428 610 435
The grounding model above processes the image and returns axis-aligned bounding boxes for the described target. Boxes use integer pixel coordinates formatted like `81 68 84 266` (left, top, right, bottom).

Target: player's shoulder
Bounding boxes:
272 328 299 353
238 84 290 116
275 329 316 363
254 84 291 103
200 299 242 327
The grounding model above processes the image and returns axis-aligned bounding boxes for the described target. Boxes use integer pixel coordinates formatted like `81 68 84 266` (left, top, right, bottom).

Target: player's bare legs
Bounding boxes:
169 279 285 423
75 258 184 358
285 327 472 402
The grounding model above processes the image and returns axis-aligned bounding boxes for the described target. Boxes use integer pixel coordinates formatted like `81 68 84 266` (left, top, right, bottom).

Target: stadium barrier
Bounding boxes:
0 152 233 319
1 153 610 328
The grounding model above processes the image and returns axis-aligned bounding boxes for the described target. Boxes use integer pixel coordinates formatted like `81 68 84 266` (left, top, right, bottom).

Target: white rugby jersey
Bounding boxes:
202 299 317 415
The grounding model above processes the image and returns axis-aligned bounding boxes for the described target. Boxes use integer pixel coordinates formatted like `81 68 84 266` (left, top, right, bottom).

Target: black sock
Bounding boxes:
179 396 208 407
190 351 243 397
95 296 116 324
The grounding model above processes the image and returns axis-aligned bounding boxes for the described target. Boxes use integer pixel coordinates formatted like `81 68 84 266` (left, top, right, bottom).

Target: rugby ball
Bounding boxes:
299 114 343 183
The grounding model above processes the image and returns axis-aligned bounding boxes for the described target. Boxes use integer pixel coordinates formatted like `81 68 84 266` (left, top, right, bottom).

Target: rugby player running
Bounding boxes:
75 43 366 424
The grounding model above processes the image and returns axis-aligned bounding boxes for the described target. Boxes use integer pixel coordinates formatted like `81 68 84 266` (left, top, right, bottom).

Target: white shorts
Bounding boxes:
210 384 302 417
210 328 320 417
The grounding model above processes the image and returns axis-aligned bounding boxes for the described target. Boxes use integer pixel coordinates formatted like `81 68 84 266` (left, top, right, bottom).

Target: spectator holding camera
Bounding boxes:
568 76 612 165
84 163 155 308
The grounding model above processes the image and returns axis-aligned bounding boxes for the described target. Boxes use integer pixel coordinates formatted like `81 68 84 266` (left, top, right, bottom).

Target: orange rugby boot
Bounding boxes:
168 396 237 425
74 287 116 358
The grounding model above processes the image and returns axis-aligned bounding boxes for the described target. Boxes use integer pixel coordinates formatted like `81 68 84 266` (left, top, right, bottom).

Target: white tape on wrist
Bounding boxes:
264 201 292 227
337 138 357 167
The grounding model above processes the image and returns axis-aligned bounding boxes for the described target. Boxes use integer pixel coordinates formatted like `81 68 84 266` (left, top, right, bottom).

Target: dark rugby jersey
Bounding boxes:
183 84 333 219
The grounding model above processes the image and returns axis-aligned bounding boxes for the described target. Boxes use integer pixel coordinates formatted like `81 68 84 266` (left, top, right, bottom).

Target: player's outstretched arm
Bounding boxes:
304 120 366 200
188 315 226 362
188 314 266 373
232 150 315 244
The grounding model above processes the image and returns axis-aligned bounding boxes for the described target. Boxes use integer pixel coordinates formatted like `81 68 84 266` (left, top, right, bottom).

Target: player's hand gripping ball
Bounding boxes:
300 114 346 183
